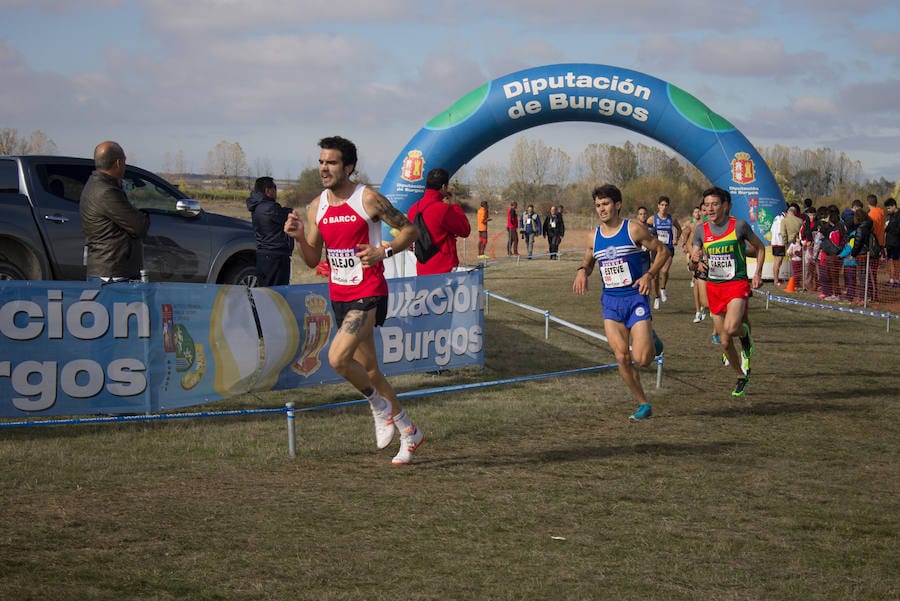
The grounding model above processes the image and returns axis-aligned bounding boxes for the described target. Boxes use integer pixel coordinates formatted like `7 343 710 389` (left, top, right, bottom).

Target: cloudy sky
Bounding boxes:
2 0 899 183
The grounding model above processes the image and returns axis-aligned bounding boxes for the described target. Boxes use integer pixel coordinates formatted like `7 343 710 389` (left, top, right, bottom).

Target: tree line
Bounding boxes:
464 137 899 218
4 127 897 218
170 135 900 218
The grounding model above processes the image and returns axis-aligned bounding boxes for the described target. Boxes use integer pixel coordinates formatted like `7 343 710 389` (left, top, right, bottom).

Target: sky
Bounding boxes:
2 0 899 184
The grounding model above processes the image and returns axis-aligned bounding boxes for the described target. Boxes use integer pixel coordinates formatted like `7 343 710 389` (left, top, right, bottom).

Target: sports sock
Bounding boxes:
393 409 414 431
367 391 389 413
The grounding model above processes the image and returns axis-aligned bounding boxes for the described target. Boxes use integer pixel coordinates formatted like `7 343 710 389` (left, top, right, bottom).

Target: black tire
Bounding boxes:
220 261 257 287
0 260 27 280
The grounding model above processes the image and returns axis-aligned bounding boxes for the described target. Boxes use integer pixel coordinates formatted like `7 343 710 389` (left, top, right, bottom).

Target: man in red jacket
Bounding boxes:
407 168 472 274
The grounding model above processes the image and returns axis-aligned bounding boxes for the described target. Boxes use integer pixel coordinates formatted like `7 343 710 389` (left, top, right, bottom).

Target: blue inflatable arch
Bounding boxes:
381 63 784 244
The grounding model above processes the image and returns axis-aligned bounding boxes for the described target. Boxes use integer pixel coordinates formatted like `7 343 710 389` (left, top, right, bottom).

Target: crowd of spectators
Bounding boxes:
783 195 897 306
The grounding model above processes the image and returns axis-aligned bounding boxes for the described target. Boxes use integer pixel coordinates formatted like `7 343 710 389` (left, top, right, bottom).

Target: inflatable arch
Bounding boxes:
380 63 785 263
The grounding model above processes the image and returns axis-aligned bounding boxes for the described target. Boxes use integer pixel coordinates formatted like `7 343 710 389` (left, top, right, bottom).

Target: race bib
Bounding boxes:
657 230 670 245
708 253 736 280
327 248 363 286
599 258 633 288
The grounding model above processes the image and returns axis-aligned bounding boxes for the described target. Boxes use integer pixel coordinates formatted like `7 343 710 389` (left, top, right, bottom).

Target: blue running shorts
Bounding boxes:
601 293 652 329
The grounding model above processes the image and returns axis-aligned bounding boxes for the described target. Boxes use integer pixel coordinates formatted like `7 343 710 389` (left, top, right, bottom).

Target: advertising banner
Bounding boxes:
0 270 483 417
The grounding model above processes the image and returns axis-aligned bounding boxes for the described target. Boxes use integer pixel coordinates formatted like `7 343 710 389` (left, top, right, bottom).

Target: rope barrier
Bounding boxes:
0 407 286 429
754 289 897 332
482 289 664 384
1 364 624 458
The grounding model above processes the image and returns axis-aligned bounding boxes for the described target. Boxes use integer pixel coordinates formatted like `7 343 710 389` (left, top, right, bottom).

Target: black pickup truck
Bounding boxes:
0 155 257 284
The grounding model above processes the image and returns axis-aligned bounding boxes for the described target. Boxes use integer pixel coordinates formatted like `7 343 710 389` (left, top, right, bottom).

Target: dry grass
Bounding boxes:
2 249 898 600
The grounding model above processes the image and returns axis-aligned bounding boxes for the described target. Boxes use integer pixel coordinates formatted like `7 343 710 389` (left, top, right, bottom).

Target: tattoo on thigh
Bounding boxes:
341 311 365 335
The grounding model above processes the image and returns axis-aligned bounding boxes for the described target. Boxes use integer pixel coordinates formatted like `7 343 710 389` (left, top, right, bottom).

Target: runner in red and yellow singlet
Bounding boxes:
690 187 765 397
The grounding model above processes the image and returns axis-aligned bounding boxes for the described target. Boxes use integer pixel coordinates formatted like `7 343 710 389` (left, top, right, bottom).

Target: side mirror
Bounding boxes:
176 199 202 217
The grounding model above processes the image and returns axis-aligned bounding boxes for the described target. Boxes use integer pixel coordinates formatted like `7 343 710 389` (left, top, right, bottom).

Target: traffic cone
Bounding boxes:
784 276 796 293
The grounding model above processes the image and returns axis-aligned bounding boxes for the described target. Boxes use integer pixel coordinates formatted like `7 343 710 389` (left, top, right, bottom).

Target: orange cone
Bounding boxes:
784 276 796 293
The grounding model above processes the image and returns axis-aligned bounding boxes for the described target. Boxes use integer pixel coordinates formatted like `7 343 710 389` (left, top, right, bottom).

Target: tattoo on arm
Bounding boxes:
374 194 411 229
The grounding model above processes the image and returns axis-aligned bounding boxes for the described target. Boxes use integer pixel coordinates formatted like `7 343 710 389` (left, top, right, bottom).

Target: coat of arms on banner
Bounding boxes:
400 150 425 183
292 294 332 376
731 152 756 185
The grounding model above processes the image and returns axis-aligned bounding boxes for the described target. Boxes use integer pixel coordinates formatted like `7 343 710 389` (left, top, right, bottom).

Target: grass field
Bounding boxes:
2 248 898 600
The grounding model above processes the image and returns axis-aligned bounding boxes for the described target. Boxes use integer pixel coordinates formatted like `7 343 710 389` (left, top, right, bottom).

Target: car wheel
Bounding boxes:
0 260 27 280
221 261 257 287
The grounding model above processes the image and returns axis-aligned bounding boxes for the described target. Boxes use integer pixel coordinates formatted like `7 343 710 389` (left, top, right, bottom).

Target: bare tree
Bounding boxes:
577 143 611 184
253 156 273 179
173 149 187 176
0 128 25 154
576 141 638 187
470 162 506 204
506 136 571 204
759 145 865 202
26 130 57 154
635 143 684 181
206 140 249 188
606 142 638 185
0 128 58 154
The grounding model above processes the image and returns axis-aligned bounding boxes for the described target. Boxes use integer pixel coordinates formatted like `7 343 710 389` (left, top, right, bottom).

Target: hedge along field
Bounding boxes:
1 257 897 601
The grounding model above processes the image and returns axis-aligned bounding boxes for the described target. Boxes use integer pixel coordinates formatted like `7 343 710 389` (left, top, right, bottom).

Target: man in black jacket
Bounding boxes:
247 176 294 286
80 141 150 281
543 205 565 259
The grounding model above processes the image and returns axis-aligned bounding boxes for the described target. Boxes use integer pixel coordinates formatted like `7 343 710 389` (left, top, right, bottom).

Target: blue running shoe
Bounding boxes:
652 330 664 356
712 333 721 345
629 403 653 421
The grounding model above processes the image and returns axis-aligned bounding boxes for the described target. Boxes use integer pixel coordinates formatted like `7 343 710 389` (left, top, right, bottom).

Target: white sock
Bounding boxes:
367 391 388 413
393 409 415 432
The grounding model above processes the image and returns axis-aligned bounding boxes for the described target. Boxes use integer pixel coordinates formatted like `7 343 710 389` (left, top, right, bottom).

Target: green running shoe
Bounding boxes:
732 376 750 397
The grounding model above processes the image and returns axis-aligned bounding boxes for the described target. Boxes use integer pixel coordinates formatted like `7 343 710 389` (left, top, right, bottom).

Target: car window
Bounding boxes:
35 162 92 204
124 171 181 212
0 159 19 193
31 161 185 213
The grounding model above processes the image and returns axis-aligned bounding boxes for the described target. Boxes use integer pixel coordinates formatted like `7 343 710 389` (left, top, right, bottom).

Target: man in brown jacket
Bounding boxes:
80 141 150 281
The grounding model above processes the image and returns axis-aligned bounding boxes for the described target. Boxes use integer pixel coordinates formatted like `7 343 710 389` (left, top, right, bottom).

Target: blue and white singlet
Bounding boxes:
652 213 675 249
592 219 647 298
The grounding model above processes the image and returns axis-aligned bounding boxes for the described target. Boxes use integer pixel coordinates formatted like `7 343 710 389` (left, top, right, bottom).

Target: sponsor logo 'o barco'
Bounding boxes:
324 215 358 225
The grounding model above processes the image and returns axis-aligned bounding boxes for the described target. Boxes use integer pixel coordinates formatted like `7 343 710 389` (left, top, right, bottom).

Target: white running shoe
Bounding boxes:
371 408 396 450
653 298 660 310
660 289 668 303
392 425 425 465
693 312 703 323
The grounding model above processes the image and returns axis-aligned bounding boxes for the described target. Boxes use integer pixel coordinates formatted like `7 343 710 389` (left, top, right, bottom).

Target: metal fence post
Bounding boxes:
286 402 296 459
656 355 663 389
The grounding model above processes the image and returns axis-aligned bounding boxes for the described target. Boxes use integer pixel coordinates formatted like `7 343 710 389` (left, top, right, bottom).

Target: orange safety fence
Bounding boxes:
775 251 900 312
